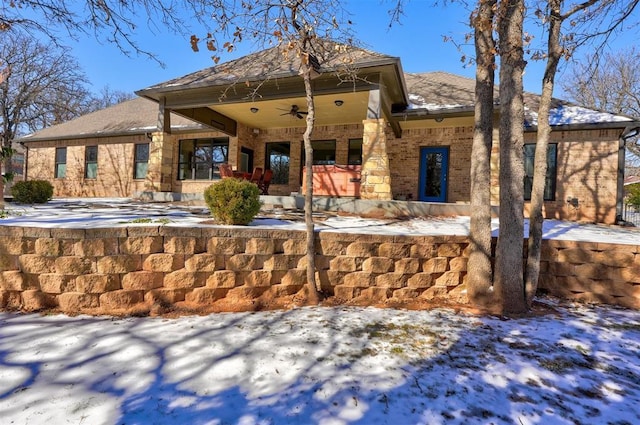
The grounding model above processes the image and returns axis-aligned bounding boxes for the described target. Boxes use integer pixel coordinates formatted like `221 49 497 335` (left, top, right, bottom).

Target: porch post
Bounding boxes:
146 132 174 192
360 118 392 200
146 97 173 192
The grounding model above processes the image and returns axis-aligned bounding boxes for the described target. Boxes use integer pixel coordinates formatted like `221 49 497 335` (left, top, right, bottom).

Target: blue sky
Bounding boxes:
67 0 637 100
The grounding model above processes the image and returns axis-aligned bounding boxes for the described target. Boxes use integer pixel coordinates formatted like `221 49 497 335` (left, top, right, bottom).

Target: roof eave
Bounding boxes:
392 105 475 120
524 121 640 132
136 57 403 99
19 126 207 144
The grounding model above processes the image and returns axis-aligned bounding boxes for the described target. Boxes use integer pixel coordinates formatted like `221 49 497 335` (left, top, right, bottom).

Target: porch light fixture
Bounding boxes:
334 100 344 107
250 107 259 113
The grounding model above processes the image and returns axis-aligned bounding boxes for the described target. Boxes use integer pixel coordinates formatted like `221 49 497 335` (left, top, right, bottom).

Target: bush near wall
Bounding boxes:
11 180 53 204
204 179 261 225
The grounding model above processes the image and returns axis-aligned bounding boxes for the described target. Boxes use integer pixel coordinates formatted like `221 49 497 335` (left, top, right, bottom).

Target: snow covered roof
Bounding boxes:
524 104 634 127
404 72 637 127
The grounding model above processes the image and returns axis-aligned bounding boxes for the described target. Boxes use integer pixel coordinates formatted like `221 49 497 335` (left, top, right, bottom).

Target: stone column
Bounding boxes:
146 131 173 192
360 118 392 200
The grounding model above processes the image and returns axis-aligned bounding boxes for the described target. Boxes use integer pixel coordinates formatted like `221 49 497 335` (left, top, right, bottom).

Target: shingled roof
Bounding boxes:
404 72 479 110
20 97 206 142
139 40 398 94
404 71 636 127
21 62 638 143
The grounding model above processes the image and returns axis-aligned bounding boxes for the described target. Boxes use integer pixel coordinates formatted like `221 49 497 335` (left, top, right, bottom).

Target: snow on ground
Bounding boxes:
2 198 639 245
2 198 640 424
0 299 639 424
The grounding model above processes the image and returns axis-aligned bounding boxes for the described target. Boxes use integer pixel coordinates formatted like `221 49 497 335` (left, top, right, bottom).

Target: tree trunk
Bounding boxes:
301 62 320 305
468 0 497 309
495 0 527 314
0 136 7 210
0 171 4 210
525 0 563 307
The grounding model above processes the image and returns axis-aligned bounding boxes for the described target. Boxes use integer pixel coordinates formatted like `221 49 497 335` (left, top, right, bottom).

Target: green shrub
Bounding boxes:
204 178 261 225
11 180 53 204
626 183 640 209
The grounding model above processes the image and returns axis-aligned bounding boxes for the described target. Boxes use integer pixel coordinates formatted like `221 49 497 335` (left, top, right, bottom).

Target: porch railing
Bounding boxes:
622 203 640 227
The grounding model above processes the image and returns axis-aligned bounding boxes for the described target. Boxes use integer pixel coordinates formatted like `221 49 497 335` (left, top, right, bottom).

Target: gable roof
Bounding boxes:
139 40 400 95
20 97 206 142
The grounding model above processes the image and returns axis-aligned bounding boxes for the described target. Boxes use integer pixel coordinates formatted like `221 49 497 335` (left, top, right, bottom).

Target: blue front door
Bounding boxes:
419 147 448 202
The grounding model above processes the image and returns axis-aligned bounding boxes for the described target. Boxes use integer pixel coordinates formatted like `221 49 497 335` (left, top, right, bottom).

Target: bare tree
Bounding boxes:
85 86 135 113
0 31 93 207
562 47 640 170
0 1 188 64
189 0 355 304
467 0 497 310
525 0 640 308
0 32 92 140
494 0 528 314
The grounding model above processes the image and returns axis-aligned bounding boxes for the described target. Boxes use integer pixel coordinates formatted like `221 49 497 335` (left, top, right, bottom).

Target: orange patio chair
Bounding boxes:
249 167 263 184
258 169 273 195
219 163 234 179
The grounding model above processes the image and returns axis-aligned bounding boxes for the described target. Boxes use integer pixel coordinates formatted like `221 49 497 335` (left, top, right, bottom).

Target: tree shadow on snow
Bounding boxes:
0 302 639 424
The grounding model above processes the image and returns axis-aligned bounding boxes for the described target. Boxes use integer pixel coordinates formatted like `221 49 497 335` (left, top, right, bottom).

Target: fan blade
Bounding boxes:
296 113 304 119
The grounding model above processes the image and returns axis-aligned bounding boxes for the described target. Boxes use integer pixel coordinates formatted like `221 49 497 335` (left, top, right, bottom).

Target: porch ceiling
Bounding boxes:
207 91 371 129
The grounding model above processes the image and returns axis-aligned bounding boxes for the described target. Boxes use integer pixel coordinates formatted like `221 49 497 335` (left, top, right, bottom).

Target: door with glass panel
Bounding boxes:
418 147 449 202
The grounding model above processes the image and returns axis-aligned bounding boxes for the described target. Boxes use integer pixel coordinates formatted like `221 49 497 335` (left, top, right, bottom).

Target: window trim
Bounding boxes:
84 145 98 179
302 139 337 166
348 138 363 165
54 147 67 179
265 141 291 185
524 143 557 201
133 143 150 180
177 138 229 181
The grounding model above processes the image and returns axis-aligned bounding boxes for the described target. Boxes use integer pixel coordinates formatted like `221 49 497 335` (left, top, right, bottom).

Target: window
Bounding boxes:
265 142 290 184
177 138 229 180
524 143 557 201
134 143 150 179
85 146 98 178
55 147 67 178
348 139 363 165
10 154 24 176
302 140 336 165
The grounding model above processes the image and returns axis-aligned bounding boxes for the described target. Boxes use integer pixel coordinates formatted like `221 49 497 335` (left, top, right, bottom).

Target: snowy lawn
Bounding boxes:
1 298 639 425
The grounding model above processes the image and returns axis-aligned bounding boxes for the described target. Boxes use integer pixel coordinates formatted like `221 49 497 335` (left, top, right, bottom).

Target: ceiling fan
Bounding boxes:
279 104 308 119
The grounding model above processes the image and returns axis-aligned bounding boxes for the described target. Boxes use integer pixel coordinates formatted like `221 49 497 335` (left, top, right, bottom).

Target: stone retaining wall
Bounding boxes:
0 225 638 313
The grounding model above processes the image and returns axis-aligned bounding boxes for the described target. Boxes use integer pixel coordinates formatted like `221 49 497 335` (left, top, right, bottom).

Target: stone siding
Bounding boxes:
1 225 638 314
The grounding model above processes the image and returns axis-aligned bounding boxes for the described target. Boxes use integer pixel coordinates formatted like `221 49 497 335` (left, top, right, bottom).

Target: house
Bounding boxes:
20 42 640 224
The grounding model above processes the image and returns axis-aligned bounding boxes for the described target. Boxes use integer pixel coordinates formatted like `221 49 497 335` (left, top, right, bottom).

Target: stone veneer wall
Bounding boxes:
0 225 639 313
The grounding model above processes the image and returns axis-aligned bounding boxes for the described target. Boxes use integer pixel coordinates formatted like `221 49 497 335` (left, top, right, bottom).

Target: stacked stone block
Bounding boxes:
539 240 640 309
1 224 639 313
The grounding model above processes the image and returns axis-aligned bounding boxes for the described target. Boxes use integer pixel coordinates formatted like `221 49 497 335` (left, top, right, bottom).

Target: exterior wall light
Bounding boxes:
334 100 344 107
250 107 259 113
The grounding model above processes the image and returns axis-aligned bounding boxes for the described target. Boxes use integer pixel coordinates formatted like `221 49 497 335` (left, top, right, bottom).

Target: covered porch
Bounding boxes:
134 44 414 203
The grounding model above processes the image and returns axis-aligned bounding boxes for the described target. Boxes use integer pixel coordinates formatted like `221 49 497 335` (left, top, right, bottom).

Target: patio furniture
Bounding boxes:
258 169 273 195
219 164 234 179
233 170 251 179
249 167 263 184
